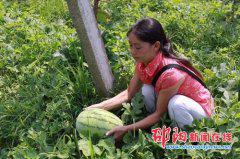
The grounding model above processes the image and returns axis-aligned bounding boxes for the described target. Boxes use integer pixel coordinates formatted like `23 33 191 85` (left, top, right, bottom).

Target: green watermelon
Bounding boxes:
76 108 123 137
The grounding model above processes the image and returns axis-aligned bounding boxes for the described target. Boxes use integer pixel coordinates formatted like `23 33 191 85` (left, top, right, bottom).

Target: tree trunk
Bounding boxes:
67 0 114 96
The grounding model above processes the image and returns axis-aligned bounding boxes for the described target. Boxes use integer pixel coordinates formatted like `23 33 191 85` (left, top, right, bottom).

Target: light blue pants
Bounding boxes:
142 84 208 129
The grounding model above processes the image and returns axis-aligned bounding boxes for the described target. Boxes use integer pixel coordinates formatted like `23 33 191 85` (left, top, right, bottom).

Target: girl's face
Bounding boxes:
128 32 160 65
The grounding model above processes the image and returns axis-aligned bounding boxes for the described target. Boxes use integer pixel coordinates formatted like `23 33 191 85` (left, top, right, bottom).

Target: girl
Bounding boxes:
87 18 214 142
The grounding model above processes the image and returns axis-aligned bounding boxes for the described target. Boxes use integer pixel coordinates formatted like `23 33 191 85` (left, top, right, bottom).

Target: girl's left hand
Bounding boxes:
106 126 128 142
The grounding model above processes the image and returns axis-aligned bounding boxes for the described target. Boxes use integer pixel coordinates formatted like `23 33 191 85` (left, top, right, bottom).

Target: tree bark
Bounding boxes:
93 0 100 19
67 0 114 96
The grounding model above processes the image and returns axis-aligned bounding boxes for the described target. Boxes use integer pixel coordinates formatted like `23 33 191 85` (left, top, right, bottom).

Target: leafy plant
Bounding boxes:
0 0 239 158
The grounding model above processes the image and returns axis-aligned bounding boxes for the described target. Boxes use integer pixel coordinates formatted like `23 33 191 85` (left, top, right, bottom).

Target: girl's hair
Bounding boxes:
127 18 203 80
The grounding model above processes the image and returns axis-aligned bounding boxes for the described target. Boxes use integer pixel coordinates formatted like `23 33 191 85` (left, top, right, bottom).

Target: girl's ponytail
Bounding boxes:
161 38 204 80
127 18 204 80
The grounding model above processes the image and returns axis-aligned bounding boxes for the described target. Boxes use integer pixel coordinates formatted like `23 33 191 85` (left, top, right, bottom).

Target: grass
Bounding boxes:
0 0 239 158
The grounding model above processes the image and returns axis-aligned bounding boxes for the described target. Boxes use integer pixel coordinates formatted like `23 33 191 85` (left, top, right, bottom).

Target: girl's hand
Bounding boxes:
106 126 128 142
85 103 104 110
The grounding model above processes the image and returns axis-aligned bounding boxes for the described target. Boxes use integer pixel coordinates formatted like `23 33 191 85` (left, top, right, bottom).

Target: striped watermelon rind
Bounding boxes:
76 108 123 137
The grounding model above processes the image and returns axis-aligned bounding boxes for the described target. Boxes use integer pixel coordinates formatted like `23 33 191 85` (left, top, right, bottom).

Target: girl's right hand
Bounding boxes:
85 103 104 110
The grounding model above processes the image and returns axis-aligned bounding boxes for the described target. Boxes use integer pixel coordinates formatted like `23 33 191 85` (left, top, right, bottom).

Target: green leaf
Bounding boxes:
78 139 91 157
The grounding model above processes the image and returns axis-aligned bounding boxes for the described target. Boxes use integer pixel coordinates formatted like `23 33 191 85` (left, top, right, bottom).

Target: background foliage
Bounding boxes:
0 0 239 158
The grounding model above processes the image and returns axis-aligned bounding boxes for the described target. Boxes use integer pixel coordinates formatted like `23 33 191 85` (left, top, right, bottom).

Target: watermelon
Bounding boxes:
76 108 123 137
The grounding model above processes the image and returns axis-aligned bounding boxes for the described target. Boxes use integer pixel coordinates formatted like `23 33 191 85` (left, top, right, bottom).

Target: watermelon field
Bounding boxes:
0 0 239 158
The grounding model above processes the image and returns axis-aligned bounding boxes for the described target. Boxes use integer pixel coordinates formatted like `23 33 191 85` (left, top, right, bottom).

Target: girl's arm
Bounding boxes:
106 77 185 141
87 70 142 110
125 77 184 131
